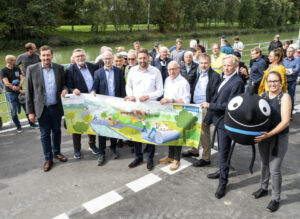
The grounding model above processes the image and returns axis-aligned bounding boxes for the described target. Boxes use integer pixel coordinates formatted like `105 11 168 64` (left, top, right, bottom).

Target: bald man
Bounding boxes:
0 55 38 132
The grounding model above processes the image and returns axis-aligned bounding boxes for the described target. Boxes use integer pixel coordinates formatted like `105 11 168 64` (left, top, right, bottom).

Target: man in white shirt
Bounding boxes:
159 61 190 171
125 48 164 171
233 36 244 56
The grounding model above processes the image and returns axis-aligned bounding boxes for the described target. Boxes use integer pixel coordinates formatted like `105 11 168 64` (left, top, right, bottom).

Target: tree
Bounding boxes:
175 110 198 143
83 114 93 123
223 0 240 26
239 0 256 27
152 0 178 31
101 112 107 120
62 0 84 32
66 112 75 123
73 121 89 133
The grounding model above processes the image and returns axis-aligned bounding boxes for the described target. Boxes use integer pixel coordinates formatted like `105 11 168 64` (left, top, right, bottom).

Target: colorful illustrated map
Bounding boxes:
62 94 202 148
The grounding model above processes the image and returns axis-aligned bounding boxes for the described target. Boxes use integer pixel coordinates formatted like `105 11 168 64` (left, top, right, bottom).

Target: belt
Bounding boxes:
45 104 58 108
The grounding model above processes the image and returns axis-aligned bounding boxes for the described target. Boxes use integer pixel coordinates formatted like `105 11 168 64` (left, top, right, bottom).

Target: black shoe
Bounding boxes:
207 170 220 179
128 158 143 168
111 150 119 159
193 159 211 167
266 200 280 212
147 159 154 171
97 154 105 166
252 188 268 199
117 140 123 148
182 151 199 158
215 184 226 199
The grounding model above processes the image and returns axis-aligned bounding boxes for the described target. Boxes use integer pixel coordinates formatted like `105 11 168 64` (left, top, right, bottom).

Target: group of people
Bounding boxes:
0 34 299 212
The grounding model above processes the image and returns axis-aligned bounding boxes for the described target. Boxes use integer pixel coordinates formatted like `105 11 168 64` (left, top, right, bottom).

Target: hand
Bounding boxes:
91 91 96 96
200 102 210 109
160 98 170 105
124 96 136 102
251 82 255 86
239 67 247 75
61 89 68 97
12 86 20 91
29 114 36 123
19 90 25 94
139 95 149 102
21 71 25 76
254 132 270 143
73 88 80 96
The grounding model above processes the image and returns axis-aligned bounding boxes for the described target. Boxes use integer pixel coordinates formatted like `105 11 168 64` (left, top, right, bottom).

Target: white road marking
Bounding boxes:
82 190 123 214
53 213 69 219
126 173 162 193
160 159 192 175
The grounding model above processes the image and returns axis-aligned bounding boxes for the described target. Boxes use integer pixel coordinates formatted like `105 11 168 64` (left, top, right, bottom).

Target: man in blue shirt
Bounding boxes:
65 48 98 159
248 47 267 94
283 47 300 113
182 53 221 167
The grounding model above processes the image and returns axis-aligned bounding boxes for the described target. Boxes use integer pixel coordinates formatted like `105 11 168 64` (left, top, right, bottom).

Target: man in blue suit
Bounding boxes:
91 51 126 166
201 55 244 199
66 48 98 159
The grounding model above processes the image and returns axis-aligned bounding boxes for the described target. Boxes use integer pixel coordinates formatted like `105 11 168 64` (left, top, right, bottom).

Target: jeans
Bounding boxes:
134 142 155 160
72 134 96 151
98 136 117 155
287 80 296 112
38 105 62 161
5 92 35 128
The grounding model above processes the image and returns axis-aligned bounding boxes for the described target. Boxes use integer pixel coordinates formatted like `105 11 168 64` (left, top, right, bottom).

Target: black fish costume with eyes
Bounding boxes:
212 92 271 173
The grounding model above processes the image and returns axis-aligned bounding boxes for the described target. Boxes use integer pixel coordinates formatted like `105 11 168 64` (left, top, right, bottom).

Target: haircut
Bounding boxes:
114 53 124 60
212 43 220 49
72 48 86 56
190 39 197 48
39 45 53 55
271 48 284 63
25 43 36 51
222 54 239 66
199 53 211 62
267 71 282 83
5 55 16 62
133 41 140 46
116 46 125 53
184 51 193 58
251 47 262 56
127 49 137 57
234 36 239 41
176 38 183 44
159 46 169 53
138 48 149 56
100 46 112 54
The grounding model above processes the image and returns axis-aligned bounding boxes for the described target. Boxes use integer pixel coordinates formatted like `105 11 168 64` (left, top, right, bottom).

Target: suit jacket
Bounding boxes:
180 61 199 91
92 66 126 98
191 67 221 103
65 62 96 93
204 73 244 128
26 62 67 119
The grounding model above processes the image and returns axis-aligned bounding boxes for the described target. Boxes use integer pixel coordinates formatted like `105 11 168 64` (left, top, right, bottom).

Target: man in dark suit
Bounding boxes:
91 51 126 166
65 48 98 159
26 45 68 172
201 54 244 199
182 53 221 167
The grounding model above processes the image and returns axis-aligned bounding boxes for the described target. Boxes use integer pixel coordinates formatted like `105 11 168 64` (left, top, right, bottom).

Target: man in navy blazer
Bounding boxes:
91 51 126 166
65 48 98 159
201 55 244 199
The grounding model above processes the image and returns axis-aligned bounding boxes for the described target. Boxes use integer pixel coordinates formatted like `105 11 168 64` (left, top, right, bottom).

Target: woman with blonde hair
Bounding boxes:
258 48 287 95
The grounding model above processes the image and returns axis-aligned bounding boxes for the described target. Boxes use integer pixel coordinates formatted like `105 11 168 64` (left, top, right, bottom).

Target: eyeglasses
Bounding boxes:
267 80 280 84
75 55 85 58
251 52 257 56
127 58 136 61
103 58 112 60
168 68 179 71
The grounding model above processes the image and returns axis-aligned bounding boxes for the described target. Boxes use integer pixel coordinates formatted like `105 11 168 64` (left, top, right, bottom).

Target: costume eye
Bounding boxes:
228 96 243 111
258 99 271 116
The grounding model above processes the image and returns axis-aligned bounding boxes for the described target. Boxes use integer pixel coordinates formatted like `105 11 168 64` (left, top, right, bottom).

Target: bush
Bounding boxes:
59 38 76 46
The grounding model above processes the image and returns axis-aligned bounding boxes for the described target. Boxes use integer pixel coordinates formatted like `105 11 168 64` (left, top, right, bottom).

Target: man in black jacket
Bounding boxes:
182 53 221 167
268 34 282 53
180 51 199 91
65 48 98 159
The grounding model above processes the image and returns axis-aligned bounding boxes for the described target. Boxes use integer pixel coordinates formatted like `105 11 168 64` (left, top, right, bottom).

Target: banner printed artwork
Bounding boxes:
62 94 202 148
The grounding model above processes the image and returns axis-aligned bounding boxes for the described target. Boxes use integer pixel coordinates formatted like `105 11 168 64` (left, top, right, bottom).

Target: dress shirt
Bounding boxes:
193 70 208 104
185 64 191 73
78 64 93 93
126 65 163 100
42 63 57 106
104 66 115 96
164 74 191 104
218 71 237 93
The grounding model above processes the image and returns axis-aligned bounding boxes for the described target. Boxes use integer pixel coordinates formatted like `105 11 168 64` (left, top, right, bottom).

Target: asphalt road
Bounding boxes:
0 87 300 219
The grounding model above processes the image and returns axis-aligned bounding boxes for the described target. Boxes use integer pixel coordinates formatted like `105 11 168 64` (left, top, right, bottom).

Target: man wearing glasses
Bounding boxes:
248 47 267 94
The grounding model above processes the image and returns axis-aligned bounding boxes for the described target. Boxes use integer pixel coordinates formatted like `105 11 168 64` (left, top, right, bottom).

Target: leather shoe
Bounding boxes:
252 188 268 199
54 153 68 162
128 158 143 168
43 161 53 172
193 159 211 167
147 159 154 171
182 150 199 158
207 170 220 179
170 160 180 171
215 184 226 199
159 156 174 164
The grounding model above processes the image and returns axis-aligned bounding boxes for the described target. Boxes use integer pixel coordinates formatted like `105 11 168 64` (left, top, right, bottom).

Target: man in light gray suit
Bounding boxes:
26 45 68 172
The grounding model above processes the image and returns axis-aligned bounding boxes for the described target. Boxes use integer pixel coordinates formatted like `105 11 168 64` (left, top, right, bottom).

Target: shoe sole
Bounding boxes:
89 148 99 155
74 155 81 159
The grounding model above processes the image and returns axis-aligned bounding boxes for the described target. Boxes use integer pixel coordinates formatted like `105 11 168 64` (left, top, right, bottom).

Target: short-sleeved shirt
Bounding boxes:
0 66 22 92
16 52 41 73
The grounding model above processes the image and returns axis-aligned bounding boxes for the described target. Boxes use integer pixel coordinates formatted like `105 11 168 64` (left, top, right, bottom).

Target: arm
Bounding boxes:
120 70 126 98
255 94 291 142
91 71 100 94
148 71 164 100
65 67 75 93
125 69 134 97
291 60 300 74
26 67 35 117
60 66 68 96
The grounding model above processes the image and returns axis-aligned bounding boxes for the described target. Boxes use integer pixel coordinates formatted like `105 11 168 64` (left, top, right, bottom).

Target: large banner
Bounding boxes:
62 94 202 148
